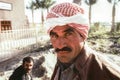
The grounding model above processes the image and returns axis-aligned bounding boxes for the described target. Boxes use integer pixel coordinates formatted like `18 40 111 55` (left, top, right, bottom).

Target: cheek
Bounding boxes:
71 37 84 50
69 37 80 45
50 39 56 47
29 66 33 69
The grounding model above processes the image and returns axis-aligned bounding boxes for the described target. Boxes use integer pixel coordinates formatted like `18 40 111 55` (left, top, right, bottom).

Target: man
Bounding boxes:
45 2 120 80
9 56 34 80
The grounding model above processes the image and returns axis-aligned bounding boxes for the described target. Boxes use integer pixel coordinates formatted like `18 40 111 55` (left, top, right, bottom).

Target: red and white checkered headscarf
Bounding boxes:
45 2 89 40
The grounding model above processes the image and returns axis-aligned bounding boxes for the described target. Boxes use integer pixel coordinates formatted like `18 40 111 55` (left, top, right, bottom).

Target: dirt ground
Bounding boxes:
0 42 120 80
0 48 56 80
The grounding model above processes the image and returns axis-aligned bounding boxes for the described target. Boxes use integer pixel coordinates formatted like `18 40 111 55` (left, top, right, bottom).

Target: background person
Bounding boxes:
9 56 34 80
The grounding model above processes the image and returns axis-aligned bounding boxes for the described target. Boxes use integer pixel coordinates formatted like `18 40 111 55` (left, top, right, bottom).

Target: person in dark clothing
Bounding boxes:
9 56 34 80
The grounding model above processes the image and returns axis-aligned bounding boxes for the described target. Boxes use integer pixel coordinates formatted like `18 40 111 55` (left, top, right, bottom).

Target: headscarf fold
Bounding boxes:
45 2 89 40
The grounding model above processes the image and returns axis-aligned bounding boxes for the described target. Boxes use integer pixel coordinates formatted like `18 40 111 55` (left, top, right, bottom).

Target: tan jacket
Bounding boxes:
51 46 120 80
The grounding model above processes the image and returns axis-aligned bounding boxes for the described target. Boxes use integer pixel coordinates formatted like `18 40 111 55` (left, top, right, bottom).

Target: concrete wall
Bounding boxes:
0 0 28 30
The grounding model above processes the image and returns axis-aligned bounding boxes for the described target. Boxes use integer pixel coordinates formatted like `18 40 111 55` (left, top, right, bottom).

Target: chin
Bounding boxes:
59 59 70 63
26 70 31 73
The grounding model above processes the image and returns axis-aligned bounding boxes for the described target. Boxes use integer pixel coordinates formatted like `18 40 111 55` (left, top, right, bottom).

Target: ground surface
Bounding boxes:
0 35 120 80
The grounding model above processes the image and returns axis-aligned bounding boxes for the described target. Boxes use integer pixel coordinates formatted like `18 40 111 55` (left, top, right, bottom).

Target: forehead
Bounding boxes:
24 61 33 65
50 25 74 33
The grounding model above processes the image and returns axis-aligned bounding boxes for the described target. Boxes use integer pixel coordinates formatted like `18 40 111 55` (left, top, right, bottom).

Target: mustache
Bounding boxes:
25 68 31 72
55 47 72 53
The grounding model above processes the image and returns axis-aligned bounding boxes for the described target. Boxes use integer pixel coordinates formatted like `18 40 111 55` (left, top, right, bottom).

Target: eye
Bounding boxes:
50 34 58 40
64 28 74 37
65 31 72 37
50 31 58 40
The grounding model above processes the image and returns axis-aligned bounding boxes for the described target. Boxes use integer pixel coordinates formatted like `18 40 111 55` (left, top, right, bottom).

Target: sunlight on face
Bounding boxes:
50 25 84 63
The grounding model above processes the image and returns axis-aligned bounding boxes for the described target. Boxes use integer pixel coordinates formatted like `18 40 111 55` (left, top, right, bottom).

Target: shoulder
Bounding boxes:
9 65 25 80
85 45 120 79
14 65 24 73
11 65 25 76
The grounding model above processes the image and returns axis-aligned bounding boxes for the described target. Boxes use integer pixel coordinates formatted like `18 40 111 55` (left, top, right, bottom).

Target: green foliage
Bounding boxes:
34 0 56 9
107 0 120 4
118 38 120 44
88 24 120 54
85 0 97 5
88 24 110 39
116 22 120 31
26 1 36 10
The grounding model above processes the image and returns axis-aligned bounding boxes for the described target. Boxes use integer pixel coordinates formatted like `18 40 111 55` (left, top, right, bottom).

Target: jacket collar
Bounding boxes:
56 45 91 70
74 46 91 70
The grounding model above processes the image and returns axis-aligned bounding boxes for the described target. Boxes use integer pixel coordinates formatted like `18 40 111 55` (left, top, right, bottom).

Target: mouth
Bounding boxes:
25 69 31 72
58 51 70 54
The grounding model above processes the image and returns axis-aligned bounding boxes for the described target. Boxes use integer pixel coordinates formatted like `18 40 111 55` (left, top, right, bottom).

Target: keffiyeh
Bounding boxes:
45 2 89 40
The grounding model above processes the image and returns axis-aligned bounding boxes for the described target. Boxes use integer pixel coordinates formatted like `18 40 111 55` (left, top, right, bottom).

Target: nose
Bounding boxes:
28 66 31 69
56 37 67 49
26 65 32 70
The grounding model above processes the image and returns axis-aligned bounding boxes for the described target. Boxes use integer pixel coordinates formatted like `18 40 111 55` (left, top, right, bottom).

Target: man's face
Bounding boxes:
23 61 33 73
50 25 84 63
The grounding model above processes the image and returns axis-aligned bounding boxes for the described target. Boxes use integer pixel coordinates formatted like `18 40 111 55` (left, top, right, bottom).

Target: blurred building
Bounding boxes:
0 0 29 32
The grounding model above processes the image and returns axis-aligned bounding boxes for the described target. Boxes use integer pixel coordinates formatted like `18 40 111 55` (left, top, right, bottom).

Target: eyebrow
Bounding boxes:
49 27 74 35
65 27 83 38
50 31 56 36
64 27 74 33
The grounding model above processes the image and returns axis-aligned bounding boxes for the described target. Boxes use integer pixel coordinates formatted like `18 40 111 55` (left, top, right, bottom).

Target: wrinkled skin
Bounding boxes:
50 25 84 63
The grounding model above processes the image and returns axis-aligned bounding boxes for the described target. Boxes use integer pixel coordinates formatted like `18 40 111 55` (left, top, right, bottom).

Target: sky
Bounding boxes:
24 0 120 23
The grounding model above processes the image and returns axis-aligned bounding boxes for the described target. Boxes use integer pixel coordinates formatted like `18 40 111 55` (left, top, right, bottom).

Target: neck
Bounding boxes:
58 47 85 71
58 61 71 71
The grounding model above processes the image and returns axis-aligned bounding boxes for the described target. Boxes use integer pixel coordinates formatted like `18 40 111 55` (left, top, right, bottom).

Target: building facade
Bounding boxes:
0 0 29 32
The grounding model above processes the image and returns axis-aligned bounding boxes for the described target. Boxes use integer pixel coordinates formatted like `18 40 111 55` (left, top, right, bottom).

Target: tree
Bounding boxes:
44 0 56 12
73 0 82 5
85 0 97 25
107 0 120 32
26 1 36 27
34 0 55 25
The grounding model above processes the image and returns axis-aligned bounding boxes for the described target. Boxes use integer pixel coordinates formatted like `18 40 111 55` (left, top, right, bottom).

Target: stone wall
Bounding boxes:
0 0 28 30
